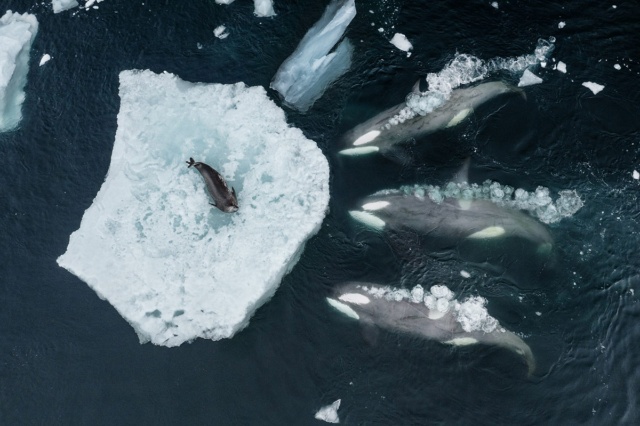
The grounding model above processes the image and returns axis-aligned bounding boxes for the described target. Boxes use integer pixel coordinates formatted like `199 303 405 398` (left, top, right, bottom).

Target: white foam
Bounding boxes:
271 0 356 111
518 69 543 87
214 25 229 39
254 0 276 17
582 81 604 94
556 61 567 73
39 53 51 66
315 399 341 423
390 33 412 56
52 0 79 13
57 70 330 347
455 296 498 333
0 11 38 132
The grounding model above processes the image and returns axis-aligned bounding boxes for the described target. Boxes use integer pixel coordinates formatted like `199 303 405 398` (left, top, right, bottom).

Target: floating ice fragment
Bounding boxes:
390 33 413 56
614 64 621 70
215 0 235 4
491 2 499 9
582 81 604 94
271 0 356 111
57 70 330 347
214 25 229 39
558 21 566 28
0 11 39 132
633 170 639 180
52 0 79 13
315 399 341 423
39 54 51 66
556 61 567 73
460 270 471 278
518 69 543 87
254 0 276 17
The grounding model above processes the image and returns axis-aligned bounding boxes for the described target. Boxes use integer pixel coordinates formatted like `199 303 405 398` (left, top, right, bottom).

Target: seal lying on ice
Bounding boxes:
186 157 239 213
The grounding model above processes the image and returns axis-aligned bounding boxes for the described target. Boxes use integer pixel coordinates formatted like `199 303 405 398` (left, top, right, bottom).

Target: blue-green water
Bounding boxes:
1 0 639 424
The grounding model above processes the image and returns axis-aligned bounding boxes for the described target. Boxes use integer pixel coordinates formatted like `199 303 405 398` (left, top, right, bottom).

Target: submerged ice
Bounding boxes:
271 0 356 112
0 11 38 132
57 70 330 347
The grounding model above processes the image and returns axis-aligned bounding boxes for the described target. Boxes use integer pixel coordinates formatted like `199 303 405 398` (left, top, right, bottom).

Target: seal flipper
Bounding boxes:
186 157 195 168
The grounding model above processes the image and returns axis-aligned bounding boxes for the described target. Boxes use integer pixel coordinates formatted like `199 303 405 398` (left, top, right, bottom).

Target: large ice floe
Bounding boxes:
0 11 38 132
271 0 356 112
57 70 330 347
382 180 583 224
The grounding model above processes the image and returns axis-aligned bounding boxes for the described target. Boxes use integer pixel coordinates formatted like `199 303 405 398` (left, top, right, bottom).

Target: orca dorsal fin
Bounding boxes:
453 157 471 184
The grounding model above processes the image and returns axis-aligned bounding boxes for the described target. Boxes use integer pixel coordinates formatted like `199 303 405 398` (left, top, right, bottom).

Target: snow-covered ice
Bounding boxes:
582 81 604 94
315 399 341 423
390 33 412 57
39 53 51 66
0 11 38 132
214 25 229 39
57 70 330 347
254 0 275 17
52 0 79 13
555 61 567 73
518 69 543 87
271 0 356 112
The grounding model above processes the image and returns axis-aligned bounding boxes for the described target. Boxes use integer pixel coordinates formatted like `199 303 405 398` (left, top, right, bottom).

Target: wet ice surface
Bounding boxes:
582 81 604 94
518 69 543 87
57 70 330 347
0 10 38 132
315 399 341 423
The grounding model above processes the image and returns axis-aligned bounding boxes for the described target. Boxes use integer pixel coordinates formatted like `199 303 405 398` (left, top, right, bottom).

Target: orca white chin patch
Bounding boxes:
444 337 479 346
338 146 380 156
353 130 381 146
362 200 390 211
338 293 371 305
468 226 506 239
349 210 385 230
327 298 360 320
446 108 472 128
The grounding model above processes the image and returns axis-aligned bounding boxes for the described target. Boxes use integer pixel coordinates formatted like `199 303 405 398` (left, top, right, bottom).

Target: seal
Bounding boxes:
186 157 239 213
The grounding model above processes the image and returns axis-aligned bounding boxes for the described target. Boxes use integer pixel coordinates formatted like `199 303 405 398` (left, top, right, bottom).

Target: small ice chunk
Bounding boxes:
39 54 51 66
582 81 604 94
378 28 384 33
390 33 413 55
614 64 621 70
0 11 39 132
315 399 341 423
254 0 276 17
57 70 330 347
85 0 96 8
215 0 236 4
271 0 356 111
633 170 639 180
491 2 499 9
558 21 566 29
518 69 543 87
52 0 79 13
556 61 567 73
460 270 471 278
214 25 229 39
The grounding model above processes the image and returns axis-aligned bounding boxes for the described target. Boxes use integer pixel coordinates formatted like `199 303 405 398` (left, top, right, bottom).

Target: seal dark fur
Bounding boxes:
187 157 239 213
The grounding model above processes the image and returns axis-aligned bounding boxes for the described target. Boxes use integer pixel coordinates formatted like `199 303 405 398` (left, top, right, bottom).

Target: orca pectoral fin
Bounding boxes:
361 323 380 347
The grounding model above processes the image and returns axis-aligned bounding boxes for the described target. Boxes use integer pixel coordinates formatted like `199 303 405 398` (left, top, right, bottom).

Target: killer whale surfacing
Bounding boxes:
186 157 239 213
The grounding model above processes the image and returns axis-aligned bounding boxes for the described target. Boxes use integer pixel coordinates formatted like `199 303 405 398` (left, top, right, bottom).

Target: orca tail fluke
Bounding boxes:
186 157 195 168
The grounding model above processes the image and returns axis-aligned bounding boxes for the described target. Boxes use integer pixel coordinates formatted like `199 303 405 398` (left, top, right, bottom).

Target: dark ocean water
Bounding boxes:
1 0 639 424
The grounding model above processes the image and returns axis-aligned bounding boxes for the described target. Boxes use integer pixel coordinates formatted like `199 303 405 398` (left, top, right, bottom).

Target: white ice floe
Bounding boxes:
633 170 639 180
214 25 229 39
254 0 275 17
315 399 341 423
558 21 566 29
57 70 330 347
381 179 583 224
555 61 567 73
52 0 79 13
614 63 621 70
389 33 412 57
582 81 604 94
0 11 38 132
39 54 51 66
271 0 356 112
518 69 543 87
